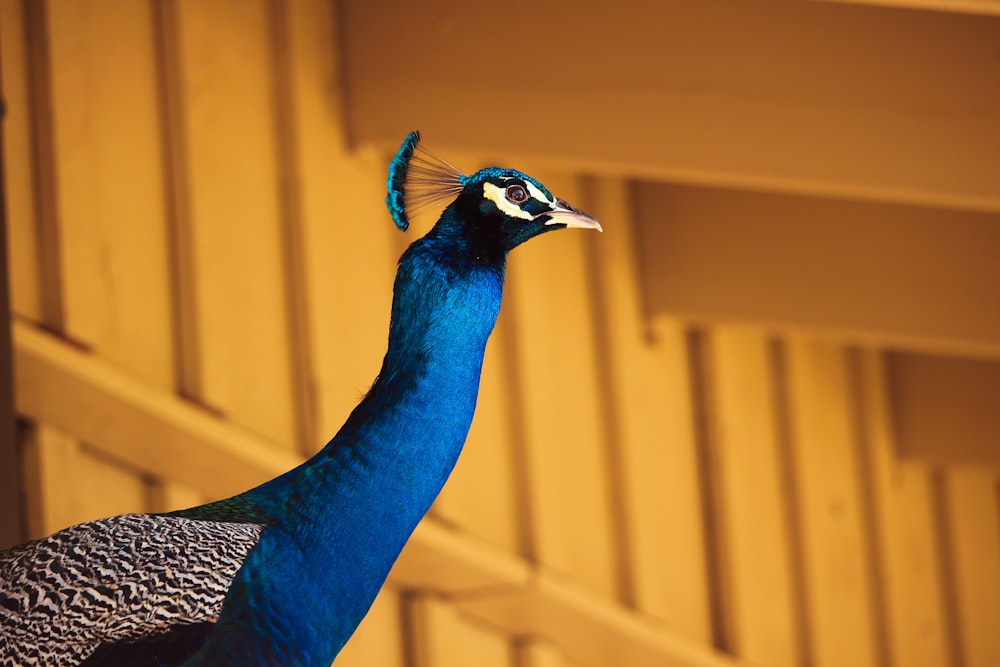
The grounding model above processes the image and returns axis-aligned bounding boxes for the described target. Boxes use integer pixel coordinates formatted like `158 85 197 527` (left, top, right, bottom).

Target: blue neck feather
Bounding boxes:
186 226 505 666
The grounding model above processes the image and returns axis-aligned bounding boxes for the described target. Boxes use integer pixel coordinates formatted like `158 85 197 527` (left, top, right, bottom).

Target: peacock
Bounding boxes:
0 131 602 667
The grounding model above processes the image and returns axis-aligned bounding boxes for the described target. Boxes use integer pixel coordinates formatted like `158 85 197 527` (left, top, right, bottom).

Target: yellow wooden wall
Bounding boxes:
2 1 998 667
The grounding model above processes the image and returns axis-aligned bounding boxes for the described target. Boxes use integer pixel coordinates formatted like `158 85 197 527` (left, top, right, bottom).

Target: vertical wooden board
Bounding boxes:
336 586 405 667
45 0 174 388
519 640 564 667
944 467 1000 667
587 176 711 639
411 597 511 667
435 318 519 552
860 350 950 667
175 0 294 445
22 424 149 537
506 171 617 597
785 338 878 667
283 0 398 449
0 0 43 321
708 327 798 667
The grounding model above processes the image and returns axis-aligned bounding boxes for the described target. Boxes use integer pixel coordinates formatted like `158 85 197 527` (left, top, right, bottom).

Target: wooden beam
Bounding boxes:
635 184 1000 360
13 321 300 500
340 0 1000 213
887 352 1000 468
817 0 1000 18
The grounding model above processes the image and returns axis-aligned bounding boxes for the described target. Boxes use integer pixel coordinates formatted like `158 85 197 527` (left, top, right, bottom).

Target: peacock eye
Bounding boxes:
505 184 529 204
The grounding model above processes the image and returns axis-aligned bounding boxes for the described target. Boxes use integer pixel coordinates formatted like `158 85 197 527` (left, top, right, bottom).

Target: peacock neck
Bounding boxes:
205 238 506 665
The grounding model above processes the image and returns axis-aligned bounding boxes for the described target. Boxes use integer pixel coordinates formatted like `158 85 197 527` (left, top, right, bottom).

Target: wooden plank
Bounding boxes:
409 597 511 667
172 0 295 445
343 0 1000 214
45 0 174 388
943 467 1000 667
784 338 879 667
888 352 1000 468
859 350 950 667
519 640 565 667
282 0 399 450
586 177 711 639
336 586 405 667
634 184 1000 361
706 328 798 666
0 0 43 321
22 424 148 537
505 170 617 598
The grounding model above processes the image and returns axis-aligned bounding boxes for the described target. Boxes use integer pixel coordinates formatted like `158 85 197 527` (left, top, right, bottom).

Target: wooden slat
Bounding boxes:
859 350 951 667
505 170 617 597
586 177 711 639
336 587 405 667
706 328 799 666
172 0 295 445
0 0 43 322
409 597 511 667
45 0 175 388
21 424 149 537
784 339 879 667
943 467 1000 667
519 640 565 667
283 0 398 450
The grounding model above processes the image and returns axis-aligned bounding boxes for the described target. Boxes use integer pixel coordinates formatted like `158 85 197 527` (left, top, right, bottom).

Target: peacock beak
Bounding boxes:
542 199 603 232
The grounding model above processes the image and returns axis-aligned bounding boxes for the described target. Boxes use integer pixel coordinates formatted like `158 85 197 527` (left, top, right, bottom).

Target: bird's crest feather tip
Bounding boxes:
385 131 465 231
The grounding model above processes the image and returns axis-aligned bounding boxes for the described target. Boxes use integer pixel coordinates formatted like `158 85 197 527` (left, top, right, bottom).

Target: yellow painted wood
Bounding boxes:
410 597 511 667
336 587 405 667
0 0 43 321
888 352 1000 467
785 338 878 667
48 0 173 388
586 176 711 639
634 184 1000 361
14 321 302 501
708 327 798 666
343 1 1000 214
859 350 950 667
22 424 148 537
173 0 295 445
44 0 175 388
944 467 1000 667
519 640 564 667
148 480 207 514
283 0 398 450
506 170 617 597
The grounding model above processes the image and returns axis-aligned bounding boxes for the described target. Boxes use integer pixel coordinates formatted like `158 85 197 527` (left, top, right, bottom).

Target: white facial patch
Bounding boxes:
482 181 552 221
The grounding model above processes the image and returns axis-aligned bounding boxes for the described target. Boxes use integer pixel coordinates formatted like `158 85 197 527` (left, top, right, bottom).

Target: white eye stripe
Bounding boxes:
483 182 534 220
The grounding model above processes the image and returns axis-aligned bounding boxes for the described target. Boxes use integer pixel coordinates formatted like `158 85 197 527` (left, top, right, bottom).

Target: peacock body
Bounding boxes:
0 132 601 667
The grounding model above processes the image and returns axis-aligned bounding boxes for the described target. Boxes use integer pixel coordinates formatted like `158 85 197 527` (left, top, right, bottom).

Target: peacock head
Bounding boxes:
386 132 602 253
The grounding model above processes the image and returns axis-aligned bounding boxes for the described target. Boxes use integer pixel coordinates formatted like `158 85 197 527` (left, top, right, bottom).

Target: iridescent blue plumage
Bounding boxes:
0 133 601 667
